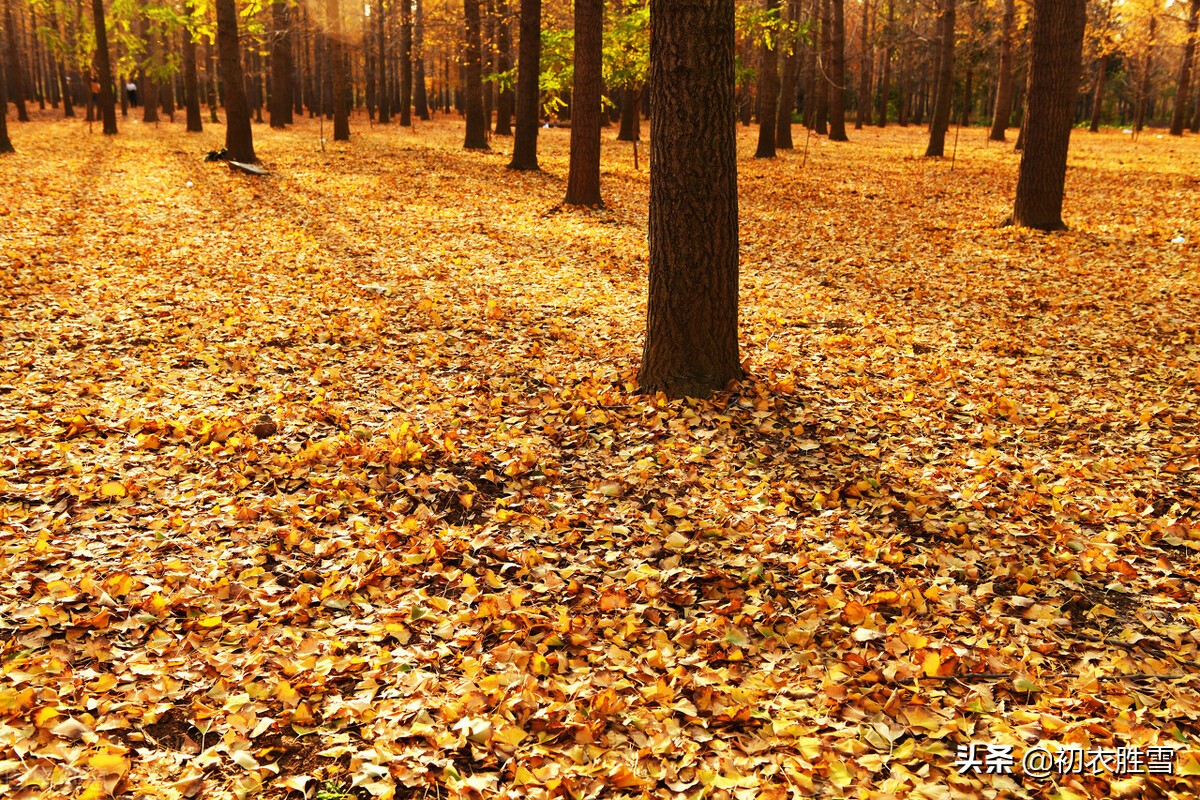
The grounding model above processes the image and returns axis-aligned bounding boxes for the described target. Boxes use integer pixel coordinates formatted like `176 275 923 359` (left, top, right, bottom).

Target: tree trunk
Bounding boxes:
828 0 848 139
183 1 202 131
400 0 413 125
375 0 389 123
988 0 1015 140
509 0 539 167
876 0 892 125
463 0 489 148
494 0 513 134
802 0 817 126
0 38 13 151
217 0 254 159
618 85 639 140
4 0 28 121
414 0 430 118
776 0 800 146
91 0 116 133
1088 56 1105 132
755 0 780 157
1010 0 1085 230
638 0 741 398
565 0 602 204
924 0 955 156
270 0 292 127
815 0 829 134
1193 72 1200 132
1170 0 1199 136
856 0 871 128
326 0 349 139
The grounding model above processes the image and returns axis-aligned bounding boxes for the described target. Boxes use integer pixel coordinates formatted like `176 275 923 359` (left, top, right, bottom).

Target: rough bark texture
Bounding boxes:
755 0 781 157
463 0 489 148
494 0 513 134
3 0 26 121
183 1 202 131
508 0 539 168
1010 0 1085 230
1170 0 1199 136
856 0 871 128
92 0 117 134
564 0 602 204
827 0 848 140
414 0 430 118
638 0 741 398
924 0 955 156
988 0 1015 140
269 0 292 127
217 0 254 159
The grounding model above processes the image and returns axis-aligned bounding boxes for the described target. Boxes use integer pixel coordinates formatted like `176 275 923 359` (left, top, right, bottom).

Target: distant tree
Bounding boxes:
924 0 955 156
565 0 602 204
828 0 848 139
755 0 781 158
92 0 117 134
1170 0 1199 136
328 0 349 140
856 0 872 128
876 0 893 126
400 0 412 126
494 0 513 134
776 0 801 147
638 0 741 397
2 0 27 122
1009 0 1086 230
463 0 489 148
508 0 539 167
182 1 203 131
269 0 292 128
216 0 254 159
988 0 1016 140
605 0 648 143
0 33 13 152
414 0 430 119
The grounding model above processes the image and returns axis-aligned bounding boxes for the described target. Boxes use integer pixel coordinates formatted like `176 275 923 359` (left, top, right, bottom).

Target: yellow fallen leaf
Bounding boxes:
89 750 130 777
923 651 941 678
100 480 127 498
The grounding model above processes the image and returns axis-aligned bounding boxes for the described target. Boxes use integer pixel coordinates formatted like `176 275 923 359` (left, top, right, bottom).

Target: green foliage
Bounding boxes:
315 781 353 800
602 1 648 91
538 28 574 116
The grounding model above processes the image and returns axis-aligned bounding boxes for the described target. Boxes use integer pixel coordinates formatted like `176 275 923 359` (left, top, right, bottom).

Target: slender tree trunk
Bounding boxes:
816 0 829 134
959 63 971 126
414 0 429 118
494 0 513 134
327 0 349 139
1010 0 1086 230
91 0 116 133
828 0 848 139
565 0 602 204
217 0 254 159
400 0 412 125
0 37 13 151
856 0 871 128
1192 72 1200 132
1088 56 1106 132
755 0 780 157
509 0 539 168
463 0 489 148
638 0 741 397
1170 0 1199 136
802 0 817 126
48 6 73 117
376 0 389 123
988 0 1015 140
3 0 28 121
183 1 202 131
924 0 955 156
618 85 639 140
776 0 800 146
876 0 892 125
270 0 292 127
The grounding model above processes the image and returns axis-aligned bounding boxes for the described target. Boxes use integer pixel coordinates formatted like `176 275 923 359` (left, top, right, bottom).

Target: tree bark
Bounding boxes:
4 0 28 121
618 85 639 140
494 0 513 134
414 0 430 118
1010 0 1085 230
327 0 349 139
375 0 389 123
776 0 800 146
828 0 848 139
183 0 202 131
1170 0 1199 136
638 0 741 398
463 0 489 148
856 0 871 128
755 0 780 157
0 34 13 151
91 0 116 133
924 0 955 156
988 0 1015 140
400 0 413 125
509 0 539 167
270 0 292 127
217 0 254 159
876 0 892 125
815 0 829 134
564 0 602 204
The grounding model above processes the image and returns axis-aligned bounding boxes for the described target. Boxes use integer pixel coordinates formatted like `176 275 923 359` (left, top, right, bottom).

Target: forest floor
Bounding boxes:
1 111 1200 800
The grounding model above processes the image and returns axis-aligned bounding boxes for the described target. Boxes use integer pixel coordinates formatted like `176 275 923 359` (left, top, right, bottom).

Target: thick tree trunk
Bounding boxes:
638 0 741 398
270 0 292 127
414 0 430 118
509 0 539 167
988 0 1015 140
856 0 871 128
494 0 513 134
565 0 602 203
1088 56 1105 132
216 0 254 159
776 0 800 146
924 0 955 156
400 0 413 125
1170 0 1199 136
463 0 489 148
755 0 780 157
91 0 116 133
183 1 202 131
4 0 28 121
1010 0 1085 230
828 0 848 139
